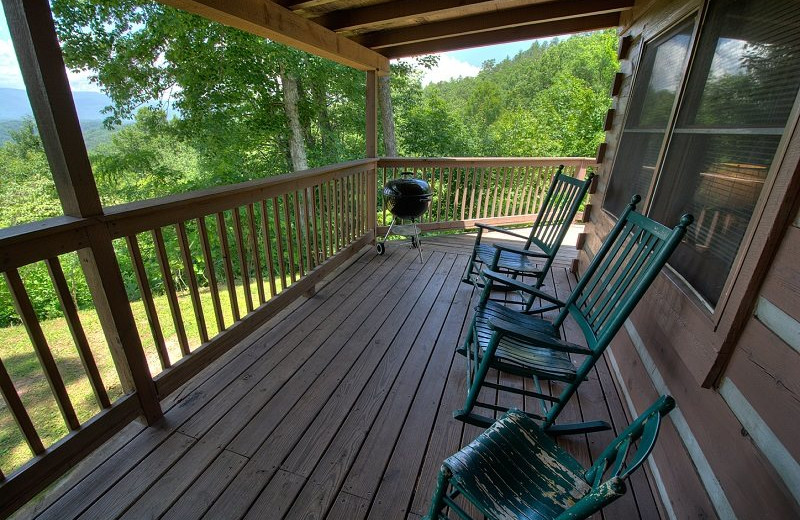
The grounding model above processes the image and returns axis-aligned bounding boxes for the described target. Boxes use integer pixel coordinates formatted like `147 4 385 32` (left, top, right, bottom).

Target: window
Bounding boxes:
605 0 800 307
603 17 696 216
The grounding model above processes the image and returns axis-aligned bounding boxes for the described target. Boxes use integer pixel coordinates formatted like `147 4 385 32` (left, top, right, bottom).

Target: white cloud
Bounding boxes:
398 55 481 86
0 36 102 92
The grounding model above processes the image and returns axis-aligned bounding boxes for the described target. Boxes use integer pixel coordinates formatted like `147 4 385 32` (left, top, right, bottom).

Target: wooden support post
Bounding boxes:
4 0 161 423
366 71 379 238
366 70 378 158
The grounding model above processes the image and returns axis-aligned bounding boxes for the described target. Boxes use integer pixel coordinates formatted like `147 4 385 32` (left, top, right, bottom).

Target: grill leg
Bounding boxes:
382 220 395 243
413 221 423 263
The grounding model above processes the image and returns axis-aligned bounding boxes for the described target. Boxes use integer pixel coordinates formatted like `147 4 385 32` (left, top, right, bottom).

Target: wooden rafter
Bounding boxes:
311 0 502 32
354 0 632 49
159 0 390 71
379 12 621 57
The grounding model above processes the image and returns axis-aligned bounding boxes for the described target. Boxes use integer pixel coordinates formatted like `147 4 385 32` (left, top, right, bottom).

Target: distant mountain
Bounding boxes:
0 88 113 121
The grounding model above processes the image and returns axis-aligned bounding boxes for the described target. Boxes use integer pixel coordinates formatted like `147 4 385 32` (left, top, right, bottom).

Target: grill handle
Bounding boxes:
400 171 415 177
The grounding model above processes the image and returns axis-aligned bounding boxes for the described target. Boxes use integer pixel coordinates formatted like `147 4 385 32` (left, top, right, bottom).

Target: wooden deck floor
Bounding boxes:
17 232 664 520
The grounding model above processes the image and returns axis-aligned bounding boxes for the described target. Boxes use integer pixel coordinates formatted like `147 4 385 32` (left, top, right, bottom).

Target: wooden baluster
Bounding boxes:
493 167 505 217
232 207 254 313
246 204 265 304
310 186 320 266
46 256 112 408
526 166 541 214
518 166 532 215
345 176 352 243
126 235 170 369
478 167 489 219
4 268 80 430
304 189 314 269
335 178 342 249
215 212 240 322
443 167 453 223
465 167 475 221
152 228 190 355
176 222 208 343
293 191 306 277
259 200 277 297
283 193 297 283
319 182 330 260
272 198 288 289
368 166 377 236
323 180 335 257
197 217 225 334
381 166 387 226
505 166 517 216
435 167 442 223
0 357 44 455
356 172 363 235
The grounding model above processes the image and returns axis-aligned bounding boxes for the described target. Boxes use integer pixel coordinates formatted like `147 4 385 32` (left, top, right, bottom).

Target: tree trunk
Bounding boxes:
281 67 308 172
379 74 397 157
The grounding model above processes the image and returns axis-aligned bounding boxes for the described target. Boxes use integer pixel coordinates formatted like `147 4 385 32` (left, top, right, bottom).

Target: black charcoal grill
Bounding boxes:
377 172 432 262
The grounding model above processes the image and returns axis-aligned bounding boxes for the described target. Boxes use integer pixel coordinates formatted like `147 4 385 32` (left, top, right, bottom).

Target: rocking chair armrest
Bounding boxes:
491 243 549 258
475 223 529 240
481 269 566 307
489 318 593 355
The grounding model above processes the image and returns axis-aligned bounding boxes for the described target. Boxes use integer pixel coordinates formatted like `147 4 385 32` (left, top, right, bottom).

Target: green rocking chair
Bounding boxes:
425 395 676 520
463 165 594 294
455 196 692 433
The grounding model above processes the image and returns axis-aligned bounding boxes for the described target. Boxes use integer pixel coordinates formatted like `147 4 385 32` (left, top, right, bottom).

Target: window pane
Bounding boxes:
650 0 800 306
603 18 695 216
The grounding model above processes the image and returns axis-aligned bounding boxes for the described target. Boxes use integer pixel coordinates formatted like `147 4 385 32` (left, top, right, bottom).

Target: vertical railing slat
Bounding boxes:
176 221 208 343
215 212 240 322
311 186 320 266
246 204 266 305
272 198 288 289
293 191 306 277
126 235 170 370
0 357 44 455
197 216 225 333
283 193 297 283
260 200 278 297
4 268 80 430
152 228 190 355
232 208 254 313
46 256 111 408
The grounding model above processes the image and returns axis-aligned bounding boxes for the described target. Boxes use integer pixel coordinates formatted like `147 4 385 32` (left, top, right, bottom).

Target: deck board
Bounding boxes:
22 230 663 520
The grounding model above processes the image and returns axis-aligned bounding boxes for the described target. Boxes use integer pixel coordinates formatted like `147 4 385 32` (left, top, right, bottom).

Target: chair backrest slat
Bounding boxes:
527 166 593 256
555 196 693 352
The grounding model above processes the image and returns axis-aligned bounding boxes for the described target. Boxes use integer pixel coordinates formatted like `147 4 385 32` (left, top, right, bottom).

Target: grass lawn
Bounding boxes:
0 279 285 476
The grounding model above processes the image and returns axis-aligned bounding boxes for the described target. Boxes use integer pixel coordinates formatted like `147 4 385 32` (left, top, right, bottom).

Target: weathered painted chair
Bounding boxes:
424 395 676 520
462 165 594 295
455 195 691 433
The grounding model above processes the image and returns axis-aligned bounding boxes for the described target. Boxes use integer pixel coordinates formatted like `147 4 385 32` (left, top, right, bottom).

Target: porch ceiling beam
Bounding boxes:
158 0 390 72
310 0 502 33
379 12 621 58
355 0 633 50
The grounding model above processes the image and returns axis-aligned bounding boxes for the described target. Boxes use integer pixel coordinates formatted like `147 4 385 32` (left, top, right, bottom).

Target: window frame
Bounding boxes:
601 0 800 386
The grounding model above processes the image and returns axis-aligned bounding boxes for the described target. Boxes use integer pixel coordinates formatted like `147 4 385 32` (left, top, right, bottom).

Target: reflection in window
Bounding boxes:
603 19 695 216
649 0 800 306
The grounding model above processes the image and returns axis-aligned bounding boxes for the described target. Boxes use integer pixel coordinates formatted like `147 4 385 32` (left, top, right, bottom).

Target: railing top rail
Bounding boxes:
0 158 378 270
104 158 377 237
377 157 597 167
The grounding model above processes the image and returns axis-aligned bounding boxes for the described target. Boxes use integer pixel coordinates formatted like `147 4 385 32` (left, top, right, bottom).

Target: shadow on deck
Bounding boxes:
16 231 664 520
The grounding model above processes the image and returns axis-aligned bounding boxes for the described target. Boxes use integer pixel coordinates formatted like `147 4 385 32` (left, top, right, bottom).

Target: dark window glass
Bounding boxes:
603 18 695 216
649 0 800 306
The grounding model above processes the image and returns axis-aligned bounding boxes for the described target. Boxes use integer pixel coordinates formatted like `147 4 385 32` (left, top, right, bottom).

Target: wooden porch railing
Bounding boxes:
377 157 595 234
0 158 376 517
0 155 592 517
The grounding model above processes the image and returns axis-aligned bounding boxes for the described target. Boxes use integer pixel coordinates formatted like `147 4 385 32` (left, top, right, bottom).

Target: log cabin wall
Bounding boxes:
582 0 800 517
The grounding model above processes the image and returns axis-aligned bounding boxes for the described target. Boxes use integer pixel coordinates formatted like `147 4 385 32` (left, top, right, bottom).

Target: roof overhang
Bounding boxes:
157 0 633 72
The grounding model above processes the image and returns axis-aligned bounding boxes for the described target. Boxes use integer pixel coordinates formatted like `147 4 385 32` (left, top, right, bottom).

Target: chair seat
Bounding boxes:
476 244 546 276
473 302 576 380
444 409 591 520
